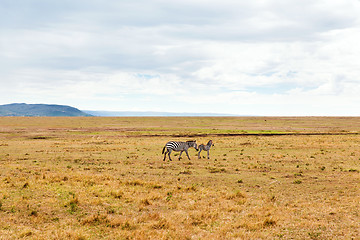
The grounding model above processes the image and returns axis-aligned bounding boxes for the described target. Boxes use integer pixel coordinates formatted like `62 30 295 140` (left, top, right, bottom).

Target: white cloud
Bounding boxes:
1 0 360 115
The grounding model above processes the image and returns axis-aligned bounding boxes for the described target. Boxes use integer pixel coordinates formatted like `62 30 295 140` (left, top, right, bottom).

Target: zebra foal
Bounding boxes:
162 140 198 161
198 140 214 159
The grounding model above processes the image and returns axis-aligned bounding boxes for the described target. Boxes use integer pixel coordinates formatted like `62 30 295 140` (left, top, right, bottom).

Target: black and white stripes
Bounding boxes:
162 140 198 161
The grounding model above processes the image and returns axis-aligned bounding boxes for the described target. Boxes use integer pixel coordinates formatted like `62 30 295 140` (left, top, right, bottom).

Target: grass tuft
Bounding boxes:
263 217 277 227
110 190 123 199
82 214 109 226
151 218 170 229
227 191 247 200
19 230 33 238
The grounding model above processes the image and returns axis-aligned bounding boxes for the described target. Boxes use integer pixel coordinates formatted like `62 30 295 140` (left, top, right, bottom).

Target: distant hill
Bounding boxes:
0 103 92 117
83 110 237 117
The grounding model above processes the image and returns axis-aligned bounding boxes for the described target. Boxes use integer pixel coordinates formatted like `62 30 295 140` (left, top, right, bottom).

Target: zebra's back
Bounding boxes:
165 141 187 151
199 140 213 151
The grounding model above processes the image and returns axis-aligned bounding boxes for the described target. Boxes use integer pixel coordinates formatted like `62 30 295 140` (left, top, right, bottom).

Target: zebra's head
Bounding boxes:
186 140 198 150
207 140 214 146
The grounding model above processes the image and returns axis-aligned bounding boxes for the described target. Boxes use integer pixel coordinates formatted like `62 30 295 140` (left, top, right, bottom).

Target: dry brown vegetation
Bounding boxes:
0 117 359 239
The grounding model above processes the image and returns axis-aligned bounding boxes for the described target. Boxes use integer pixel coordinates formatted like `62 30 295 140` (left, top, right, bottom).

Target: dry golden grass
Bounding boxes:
0 117 359 239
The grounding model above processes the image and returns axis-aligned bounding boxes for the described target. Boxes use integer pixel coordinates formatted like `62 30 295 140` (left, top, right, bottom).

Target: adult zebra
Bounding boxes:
162 140 198 161
198 140 214 159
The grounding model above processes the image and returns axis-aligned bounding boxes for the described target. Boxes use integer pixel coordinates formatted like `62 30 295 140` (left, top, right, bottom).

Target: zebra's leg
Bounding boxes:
185 150 191 160
179 151 183 160
168 149 173 161
198 148 202 159
207 150 210 159
163 148 170 161
163 149 167 161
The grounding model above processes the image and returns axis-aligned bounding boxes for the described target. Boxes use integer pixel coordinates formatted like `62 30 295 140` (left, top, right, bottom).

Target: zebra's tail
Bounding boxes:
162 146 166 154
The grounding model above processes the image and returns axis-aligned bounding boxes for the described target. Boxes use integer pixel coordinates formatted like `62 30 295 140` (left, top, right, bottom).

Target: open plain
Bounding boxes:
0 117 359 239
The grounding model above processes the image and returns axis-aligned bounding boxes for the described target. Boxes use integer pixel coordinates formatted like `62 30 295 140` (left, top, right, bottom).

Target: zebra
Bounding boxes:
162 140 198 161
198 140 214 159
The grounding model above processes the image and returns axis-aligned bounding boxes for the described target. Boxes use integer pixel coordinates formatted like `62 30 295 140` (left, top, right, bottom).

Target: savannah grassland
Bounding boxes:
0 117 359 240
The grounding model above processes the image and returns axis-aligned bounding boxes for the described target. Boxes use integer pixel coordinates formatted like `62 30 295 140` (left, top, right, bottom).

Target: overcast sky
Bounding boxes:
1 0 360 115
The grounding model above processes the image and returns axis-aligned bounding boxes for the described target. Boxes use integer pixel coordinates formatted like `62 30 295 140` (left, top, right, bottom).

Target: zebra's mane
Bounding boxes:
186 140 196 143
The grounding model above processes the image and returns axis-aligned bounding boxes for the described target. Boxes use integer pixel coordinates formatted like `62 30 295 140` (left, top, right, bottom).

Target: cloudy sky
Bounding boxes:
1 0 360 115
